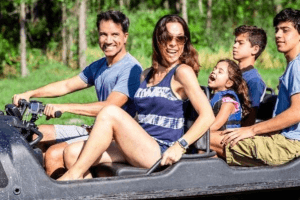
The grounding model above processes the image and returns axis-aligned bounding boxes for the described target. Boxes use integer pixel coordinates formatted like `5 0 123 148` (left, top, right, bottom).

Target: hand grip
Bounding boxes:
146 158 162 175
54 111 62 118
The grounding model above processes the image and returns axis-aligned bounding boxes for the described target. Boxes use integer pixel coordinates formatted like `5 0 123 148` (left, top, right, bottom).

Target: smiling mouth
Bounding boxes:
166 49 177 55
103 45 116 51
208 74 216 82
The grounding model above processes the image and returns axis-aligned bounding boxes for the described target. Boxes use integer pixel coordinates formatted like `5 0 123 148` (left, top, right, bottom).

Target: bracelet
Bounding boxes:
177 141 186 154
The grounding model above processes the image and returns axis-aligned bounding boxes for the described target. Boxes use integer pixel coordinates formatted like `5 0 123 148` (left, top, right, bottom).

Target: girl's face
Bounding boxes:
160 22 186 67
208 61 233 92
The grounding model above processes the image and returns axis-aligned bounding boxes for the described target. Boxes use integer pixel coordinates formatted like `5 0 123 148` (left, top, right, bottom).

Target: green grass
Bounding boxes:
0 48 286 126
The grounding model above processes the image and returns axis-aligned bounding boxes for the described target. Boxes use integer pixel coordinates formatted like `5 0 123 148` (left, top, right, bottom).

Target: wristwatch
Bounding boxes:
177 138 189 150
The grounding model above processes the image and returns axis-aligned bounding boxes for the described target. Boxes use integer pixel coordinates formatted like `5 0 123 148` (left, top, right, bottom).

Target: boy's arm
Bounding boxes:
221 92 300 147
210 102 236 131
243 78 266 126
13 75 89 105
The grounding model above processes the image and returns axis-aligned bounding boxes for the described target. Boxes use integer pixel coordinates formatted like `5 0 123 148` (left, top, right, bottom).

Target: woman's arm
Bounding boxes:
161 64 215 166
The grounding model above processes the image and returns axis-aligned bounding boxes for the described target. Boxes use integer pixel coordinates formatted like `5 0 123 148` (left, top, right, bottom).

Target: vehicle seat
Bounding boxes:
256 87 277 122
92 85 214 177
186 86 211 153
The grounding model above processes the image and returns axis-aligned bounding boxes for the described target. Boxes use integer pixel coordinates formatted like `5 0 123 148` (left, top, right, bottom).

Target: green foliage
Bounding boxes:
0 0 299 78
125 8 170 60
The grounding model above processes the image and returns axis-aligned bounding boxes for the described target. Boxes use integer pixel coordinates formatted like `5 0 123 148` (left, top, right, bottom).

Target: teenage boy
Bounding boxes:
233 25 267 126
13 10 143 178
211 8 300 166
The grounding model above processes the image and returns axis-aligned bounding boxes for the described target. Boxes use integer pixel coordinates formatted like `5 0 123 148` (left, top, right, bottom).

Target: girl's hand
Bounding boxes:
160 142 185 166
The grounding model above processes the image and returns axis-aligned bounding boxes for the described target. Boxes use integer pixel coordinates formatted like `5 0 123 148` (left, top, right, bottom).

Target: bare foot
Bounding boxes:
57 171 83 181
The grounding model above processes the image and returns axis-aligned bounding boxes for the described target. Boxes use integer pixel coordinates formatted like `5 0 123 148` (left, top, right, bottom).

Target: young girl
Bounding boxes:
208 59 251 132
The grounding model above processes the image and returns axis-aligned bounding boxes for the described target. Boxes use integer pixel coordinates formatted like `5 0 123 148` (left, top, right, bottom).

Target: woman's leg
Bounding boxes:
63 140 126 179
58 105 161 181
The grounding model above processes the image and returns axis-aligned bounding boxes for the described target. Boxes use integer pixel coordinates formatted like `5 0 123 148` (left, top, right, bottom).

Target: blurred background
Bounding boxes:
0 0 298 125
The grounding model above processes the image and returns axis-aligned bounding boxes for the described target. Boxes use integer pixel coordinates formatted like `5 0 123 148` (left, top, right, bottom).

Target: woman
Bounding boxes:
58 14 214 181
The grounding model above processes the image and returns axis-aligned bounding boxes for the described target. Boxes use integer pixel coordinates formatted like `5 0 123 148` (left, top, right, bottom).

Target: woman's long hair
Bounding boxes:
218 59 251 118
152 14 200 75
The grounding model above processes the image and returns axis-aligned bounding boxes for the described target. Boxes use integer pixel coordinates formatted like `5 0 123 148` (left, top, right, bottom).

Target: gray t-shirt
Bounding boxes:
79 53 143 117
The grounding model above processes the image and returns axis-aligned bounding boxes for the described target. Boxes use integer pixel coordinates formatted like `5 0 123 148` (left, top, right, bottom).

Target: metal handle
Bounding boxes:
146 158 162 175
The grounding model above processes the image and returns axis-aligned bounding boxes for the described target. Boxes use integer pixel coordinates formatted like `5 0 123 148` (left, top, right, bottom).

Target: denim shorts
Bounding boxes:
55 125 89 144
152 137 175 154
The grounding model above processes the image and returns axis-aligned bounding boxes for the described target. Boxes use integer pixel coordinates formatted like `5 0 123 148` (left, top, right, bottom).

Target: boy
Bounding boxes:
13 10 143 178
233 25 267 126
211 8 300 167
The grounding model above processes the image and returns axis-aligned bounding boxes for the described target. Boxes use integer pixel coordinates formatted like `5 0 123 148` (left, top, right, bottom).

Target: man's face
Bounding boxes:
98 20 128 60
275 21 300 55
232 33 257 62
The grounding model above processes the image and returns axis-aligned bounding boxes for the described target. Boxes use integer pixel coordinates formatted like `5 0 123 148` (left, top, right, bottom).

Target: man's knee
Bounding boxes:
37 124 56 141
45 143 67 163
63 143 80 169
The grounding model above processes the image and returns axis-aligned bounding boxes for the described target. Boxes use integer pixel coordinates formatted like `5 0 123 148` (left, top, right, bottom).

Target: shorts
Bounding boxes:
225 134 300 166
55 125 89 144
152 137 175 154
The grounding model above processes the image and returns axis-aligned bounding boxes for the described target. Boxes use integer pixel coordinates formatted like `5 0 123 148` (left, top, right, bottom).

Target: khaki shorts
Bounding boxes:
225 134 300 166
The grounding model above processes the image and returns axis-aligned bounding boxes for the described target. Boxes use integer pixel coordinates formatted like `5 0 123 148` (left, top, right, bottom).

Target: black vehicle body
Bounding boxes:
0 88 299 199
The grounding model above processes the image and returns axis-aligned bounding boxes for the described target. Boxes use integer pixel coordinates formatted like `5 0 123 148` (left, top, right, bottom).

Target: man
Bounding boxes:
210 8 300 166
13 10 143 178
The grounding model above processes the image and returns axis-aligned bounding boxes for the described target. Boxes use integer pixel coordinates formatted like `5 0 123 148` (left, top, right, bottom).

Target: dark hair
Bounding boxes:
152 14 200 75
218 59 251 118
234 25 267 60
96 10 130 33
273 8 300 34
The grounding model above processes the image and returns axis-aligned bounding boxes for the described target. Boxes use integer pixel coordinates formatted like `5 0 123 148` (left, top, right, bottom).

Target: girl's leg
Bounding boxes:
210 131 226 157
58 105 161 181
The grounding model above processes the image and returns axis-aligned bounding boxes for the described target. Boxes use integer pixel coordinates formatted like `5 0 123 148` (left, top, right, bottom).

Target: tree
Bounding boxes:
182 0 188 24
78 0 87 70
62 0 67 65
198 0 203 15
206 0 212 31
20 1 28 77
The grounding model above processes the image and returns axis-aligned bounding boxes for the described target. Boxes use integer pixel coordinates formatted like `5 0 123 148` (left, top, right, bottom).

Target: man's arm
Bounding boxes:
13 75 88 105
44 91 128 117
221 93 300 147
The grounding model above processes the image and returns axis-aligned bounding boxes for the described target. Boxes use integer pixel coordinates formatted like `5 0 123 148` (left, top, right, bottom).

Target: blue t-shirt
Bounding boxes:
242 66 266 108
273 53 300 140
79 53 143 117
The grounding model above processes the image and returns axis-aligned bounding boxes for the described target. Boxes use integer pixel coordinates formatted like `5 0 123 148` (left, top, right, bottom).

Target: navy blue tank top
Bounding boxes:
134 65 188 146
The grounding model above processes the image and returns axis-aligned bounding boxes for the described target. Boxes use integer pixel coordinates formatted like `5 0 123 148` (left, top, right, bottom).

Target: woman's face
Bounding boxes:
160 22 186 67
